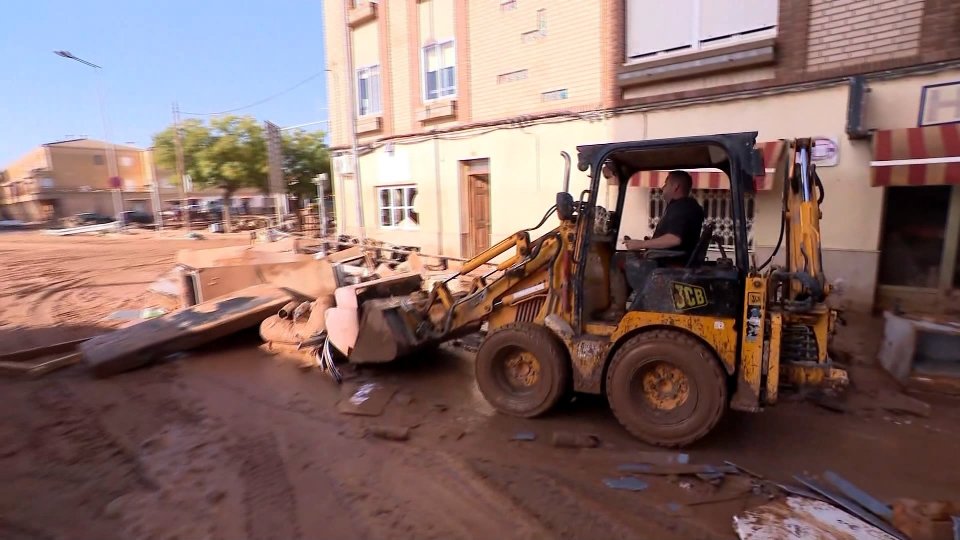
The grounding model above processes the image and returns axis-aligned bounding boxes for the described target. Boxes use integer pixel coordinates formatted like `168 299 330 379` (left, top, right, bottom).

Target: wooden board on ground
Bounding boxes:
80 284 293 377
0 353 82 378
0 338 89 363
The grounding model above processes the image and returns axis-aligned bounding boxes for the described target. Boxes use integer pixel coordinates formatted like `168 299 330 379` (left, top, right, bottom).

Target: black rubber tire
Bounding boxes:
475 322 570 418
605 330 727 447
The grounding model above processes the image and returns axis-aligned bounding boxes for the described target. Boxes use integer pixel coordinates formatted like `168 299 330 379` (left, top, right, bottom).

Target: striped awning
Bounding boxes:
629 140 785 191
871 123 960 186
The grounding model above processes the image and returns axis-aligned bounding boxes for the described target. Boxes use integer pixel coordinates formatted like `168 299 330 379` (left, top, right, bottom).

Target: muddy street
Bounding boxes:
1 231 959 540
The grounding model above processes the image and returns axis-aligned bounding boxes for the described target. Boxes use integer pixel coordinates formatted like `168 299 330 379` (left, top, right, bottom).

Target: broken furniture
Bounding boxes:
878 310 960 394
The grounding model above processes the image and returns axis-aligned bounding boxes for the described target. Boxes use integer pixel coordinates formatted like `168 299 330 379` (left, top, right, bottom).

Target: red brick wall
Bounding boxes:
619 0 960 108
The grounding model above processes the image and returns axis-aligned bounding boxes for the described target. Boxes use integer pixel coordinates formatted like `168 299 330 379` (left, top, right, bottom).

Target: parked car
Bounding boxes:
120 211 154 225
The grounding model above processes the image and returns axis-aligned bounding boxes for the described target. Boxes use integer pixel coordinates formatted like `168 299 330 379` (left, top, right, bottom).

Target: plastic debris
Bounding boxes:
603 477 649 491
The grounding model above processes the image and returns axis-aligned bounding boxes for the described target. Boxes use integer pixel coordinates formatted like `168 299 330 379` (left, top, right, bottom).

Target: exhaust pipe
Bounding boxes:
560 151 571 193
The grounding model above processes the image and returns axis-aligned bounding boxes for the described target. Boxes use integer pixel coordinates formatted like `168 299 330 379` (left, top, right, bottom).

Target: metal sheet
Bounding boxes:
796 476 906 540
823 471 893 520
734 496 898 540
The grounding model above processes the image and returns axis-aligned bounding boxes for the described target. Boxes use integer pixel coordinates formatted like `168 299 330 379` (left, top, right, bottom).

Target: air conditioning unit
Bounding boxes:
334 154 355 175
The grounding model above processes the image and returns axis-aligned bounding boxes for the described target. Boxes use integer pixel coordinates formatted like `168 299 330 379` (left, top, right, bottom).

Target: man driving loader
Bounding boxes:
610 170 704 314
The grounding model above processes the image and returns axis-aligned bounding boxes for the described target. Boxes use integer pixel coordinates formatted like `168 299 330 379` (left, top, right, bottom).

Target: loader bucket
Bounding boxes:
349 298 422 364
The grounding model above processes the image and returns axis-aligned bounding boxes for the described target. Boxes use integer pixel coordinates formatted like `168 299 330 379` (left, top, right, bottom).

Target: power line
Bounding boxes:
180 71 325 116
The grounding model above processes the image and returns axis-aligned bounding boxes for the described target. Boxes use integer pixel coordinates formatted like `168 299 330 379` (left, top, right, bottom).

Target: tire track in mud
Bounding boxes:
465 458 726 540
233 433 303 540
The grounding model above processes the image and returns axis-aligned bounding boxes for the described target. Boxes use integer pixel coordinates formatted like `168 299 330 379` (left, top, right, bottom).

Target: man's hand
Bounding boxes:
624 238 646 251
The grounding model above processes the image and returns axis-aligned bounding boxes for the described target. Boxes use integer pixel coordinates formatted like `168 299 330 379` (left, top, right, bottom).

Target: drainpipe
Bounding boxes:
342 0 366 242
434 136 444 255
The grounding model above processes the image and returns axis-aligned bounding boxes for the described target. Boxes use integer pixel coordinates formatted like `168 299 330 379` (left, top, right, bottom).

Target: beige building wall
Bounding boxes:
47 144 149 190
325 0 351 148
468 1 605 120
337 117 606 257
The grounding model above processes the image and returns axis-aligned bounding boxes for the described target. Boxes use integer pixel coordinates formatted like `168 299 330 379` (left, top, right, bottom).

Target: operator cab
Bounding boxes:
574 133 766 326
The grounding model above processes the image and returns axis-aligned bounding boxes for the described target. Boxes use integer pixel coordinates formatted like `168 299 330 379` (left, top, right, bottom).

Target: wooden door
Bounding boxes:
467 173 491 257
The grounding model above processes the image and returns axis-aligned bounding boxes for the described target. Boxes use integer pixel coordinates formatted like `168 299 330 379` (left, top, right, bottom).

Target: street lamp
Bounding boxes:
53 50 124 227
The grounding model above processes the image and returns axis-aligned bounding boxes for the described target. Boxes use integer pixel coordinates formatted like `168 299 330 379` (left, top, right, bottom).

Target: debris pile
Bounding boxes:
3 232 483 380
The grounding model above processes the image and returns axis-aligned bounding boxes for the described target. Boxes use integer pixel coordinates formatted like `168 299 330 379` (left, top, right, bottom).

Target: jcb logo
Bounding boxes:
671 282 708 311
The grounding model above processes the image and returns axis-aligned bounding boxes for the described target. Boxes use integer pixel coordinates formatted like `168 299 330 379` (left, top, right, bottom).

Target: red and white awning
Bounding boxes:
628 140 785 191
871 123 960 186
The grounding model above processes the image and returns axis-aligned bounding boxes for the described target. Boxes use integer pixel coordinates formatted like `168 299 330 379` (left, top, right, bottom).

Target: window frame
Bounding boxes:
376 184 420 229
356 64 382 118
625 0 778 64
648 187 755 253
420 39 457 103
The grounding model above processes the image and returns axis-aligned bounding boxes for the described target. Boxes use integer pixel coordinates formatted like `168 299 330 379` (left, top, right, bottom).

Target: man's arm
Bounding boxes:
624 234 681 251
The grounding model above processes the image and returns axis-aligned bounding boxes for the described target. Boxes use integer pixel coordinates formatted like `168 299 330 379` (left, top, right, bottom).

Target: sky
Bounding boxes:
0 0 329 165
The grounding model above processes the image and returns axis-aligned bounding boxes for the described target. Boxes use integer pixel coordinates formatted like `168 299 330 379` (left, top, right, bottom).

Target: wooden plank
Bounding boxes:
0 338 89 363
0 353 81 378
81 284 293 377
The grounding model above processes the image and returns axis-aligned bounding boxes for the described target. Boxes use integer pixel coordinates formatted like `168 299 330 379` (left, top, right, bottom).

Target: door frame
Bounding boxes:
876 186 960 313
459 159 491 258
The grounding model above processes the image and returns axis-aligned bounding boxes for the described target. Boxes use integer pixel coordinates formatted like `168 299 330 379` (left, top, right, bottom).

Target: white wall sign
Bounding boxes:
812 136 839 167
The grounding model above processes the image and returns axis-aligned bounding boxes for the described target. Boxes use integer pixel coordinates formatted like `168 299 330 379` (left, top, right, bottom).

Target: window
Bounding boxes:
626 0 777 61
93 154 105 165
541 89 569 102
377 185 419 228
422 41 456 101
497 70 528 84
648 188 755 250
356 65 382 116
500 0 517 11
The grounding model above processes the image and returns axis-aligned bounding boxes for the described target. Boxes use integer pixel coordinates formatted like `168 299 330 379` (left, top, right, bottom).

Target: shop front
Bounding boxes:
871 122 960 314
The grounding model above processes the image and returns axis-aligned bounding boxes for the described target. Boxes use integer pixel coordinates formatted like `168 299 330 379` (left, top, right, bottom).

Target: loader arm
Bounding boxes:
423 227 564 340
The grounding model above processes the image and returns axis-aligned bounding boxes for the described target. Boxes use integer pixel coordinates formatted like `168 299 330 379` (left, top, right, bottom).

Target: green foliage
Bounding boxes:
282 129 332 198
151 115 330 198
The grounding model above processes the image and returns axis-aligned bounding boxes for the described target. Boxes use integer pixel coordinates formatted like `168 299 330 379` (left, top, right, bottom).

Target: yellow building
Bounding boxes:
323 0 960 313
0 138 158 221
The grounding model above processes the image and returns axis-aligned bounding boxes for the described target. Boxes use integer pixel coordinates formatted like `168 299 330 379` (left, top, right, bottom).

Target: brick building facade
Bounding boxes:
323 0 960 313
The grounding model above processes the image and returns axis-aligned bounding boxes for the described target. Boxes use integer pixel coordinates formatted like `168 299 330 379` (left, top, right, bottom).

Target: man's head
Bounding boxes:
662 170 693 202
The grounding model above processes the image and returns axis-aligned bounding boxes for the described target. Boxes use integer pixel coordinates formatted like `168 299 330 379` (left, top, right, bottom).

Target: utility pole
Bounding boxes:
148 147 164 231
342 0 366 241
54 50 124 227
172 102 190 231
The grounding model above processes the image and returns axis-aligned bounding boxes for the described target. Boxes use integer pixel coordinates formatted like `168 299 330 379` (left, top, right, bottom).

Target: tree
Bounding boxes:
197 116 267 232
152 116 330 233
152 118 214 186
282 129 332 199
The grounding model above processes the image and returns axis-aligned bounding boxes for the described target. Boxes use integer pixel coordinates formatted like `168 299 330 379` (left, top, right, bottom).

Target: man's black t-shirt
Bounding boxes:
653 197 705 262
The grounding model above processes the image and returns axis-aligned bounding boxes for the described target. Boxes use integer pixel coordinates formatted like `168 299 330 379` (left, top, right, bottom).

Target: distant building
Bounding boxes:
0 138 155 221
0 138 275 221
323 0 960 313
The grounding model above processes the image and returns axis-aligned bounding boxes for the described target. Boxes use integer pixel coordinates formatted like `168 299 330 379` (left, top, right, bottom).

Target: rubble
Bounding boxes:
734 496 899 540
879 310 960 395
